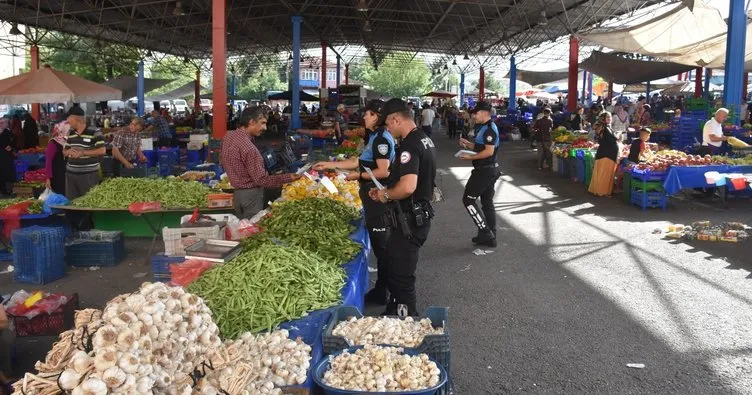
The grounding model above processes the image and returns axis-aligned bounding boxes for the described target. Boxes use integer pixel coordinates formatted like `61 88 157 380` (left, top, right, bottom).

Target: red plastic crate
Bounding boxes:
10 293 79 337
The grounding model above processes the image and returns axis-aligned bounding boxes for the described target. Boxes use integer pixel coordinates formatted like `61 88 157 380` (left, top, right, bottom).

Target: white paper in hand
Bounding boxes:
364 167 385 190
296 163 312 175
455 150 476 158
320 176 339 194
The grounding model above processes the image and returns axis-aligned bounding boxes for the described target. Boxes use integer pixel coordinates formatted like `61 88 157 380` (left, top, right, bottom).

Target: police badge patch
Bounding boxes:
486 135 493 143
377 144 389 155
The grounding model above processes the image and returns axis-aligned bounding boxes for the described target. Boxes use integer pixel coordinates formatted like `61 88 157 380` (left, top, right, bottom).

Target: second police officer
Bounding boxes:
458 101 501 248
370 98 436 317
313 100 396 305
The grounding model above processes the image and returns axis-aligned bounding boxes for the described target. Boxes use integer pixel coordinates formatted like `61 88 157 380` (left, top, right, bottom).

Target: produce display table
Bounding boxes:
663 165 752 196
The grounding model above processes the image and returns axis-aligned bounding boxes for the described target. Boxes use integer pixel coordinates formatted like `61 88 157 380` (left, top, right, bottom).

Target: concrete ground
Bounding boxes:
3 134 752 394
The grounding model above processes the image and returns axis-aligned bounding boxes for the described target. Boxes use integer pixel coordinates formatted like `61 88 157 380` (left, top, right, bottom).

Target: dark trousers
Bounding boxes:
65 171 100 230
422 125 432 138
386 218 431 315
447 122 457 138
538 141 553 169
463 167 500 232
233 188 264 219
158 136 173 148
360 186 390 293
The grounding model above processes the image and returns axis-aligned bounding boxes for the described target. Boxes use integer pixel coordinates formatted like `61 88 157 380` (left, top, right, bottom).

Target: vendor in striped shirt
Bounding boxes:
64 105 105 199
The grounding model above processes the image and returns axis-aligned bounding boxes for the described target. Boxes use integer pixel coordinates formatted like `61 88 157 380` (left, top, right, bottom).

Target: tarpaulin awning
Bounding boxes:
422 90 456 98
661 19 752 70
146 81 206 102
0 65 122 104
580 51 695 85
577 1 726 58
103 76 173 101
622 79 684 93
659 81 724 95
200 92 244 101
508 68 579 86
267 90 319 101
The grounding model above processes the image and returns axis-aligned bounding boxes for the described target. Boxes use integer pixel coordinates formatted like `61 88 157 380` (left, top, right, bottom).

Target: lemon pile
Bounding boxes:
282 176 362 209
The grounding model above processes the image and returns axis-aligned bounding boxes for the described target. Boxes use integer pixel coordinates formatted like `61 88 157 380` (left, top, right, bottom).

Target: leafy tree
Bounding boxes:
473 74 503 94
350 52 431 98
227 55 286 100
149 56 198 97
28 32 139 82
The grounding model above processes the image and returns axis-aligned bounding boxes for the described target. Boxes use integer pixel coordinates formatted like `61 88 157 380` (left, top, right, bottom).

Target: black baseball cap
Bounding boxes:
379 98 410 125
470 101 493 114
364 99 384 115
66 105 85 117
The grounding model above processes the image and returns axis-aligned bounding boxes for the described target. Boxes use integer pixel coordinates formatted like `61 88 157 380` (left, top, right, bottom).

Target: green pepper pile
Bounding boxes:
257 198 362 265
188 243 346 338
71 178 211 209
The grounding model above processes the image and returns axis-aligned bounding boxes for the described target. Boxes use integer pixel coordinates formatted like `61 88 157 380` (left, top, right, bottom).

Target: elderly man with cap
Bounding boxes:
458 101 501 248
702 108 730 155
314 100 396 305
369 98 436 317
64 105 105 199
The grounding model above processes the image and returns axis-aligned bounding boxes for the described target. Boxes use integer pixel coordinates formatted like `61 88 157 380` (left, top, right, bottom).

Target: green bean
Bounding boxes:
71 178 211 209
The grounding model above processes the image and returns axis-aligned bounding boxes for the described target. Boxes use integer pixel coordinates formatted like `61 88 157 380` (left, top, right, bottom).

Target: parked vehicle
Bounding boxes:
173 99 189 114
159 100 174 113
200 99 212 112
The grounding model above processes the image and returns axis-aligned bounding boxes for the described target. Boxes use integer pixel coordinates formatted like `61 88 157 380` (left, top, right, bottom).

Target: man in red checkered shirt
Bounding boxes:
220 107 300 219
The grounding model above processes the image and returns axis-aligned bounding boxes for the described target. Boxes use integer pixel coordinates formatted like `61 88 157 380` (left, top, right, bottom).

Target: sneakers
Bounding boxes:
472 229 497 248
364 287 388 305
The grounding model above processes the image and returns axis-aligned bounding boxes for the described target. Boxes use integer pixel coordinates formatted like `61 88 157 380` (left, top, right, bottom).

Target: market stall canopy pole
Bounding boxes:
580 51 694 85
212 0 227 139
694 67 703 98
291 15 302 130
103 76 174 101
137 60 145 117
722 0 747 123
509 56 517 111
30 45 39 121
0 65 122 104
567 36 578 112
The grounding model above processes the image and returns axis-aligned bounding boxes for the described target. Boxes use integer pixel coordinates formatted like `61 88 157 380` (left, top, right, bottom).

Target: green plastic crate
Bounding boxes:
584 156 594 186
631 180 664 193
92 211 187 237
622 172 632 204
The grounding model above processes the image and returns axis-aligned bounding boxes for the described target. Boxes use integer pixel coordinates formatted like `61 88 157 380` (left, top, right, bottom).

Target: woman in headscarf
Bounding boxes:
22 112 39 148
44 121 69 195
611 105 630 141
0 117 16 196
588 112 619 197
639 104 652 126
10 114 23 150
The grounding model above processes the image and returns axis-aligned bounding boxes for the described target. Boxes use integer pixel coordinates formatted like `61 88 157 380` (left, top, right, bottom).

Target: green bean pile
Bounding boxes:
259 198 363 265
188 243 346 338
0 198 43 214
0 198 31 210
71 178 211 209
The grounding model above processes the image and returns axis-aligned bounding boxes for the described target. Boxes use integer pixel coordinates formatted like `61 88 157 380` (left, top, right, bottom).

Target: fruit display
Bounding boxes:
213 173 232 190
178 171 216 182
718 154 752 165
553 144 571 158
552 127 571 142
23 169 47 183
665 221 750 242
650 122 671 132
345 127 366 139
18 146 46 154
629 150 726 172
571 138 597 149
727 136 750 148
281 175 361 209
72 178 211 209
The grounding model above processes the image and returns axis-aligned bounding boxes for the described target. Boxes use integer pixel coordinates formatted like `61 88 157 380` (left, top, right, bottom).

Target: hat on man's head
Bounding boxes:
66 105 85 117
364 99 384 115
470 101 493 114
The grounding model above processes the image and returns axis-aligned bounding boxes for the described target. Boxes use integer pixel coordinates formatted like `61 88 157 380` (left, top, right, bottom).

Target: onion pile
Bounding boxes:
332 316 444 347
322 345 442 392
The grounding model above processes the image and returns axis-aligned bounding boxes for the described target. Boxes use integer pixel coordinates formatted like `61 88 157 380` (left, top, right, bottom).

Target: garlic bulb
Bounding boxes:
332 316 444 347
323 345 441 392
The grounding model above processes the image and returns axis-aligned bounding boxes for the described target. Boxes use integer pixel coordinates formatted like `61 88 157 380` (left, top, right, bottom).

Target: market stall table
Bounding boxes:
663 165 752 195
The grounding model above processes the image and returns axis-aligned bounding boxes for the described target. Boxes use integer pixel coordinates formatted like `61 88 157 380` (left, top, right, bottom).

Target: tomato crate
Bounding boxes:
322 305 451 392
11 293 79 337
66 230 126 267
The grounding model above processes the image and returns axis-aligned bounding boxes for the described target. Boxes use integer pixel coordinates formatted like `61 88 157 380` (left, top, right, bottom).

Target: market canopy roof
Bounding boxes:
146 81 206 102
0 65 122 104
580 51 694 85
1 0 665 61
103 76 173 101
267 90 319 102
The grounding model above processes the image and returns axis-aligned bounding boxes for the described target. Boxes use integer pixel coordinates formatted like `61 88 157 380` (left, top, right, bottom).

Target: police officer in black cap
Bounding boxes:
369 98 436 317
458 101 501 247
314 100 396 305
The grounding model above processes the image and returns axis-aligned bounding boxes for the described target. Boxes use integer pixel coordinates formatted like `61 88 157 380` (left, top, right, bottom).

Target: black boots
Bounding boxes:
472 228 497 247
364 287 388 305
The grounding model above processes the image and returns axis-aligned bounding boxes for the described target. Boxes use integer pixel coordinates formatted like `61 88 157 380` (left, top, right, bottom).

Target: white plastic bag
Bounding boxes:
38 187 52 202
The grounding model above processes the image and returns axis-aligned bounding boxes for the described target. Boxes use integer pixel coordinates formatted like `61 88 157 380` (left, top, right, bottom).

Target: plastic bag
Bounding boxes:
226 218 262 240
38 187 52 202
5 291 68 320
169 259 214 287
0 201 34 239
128 201 162 215
43 192 69 214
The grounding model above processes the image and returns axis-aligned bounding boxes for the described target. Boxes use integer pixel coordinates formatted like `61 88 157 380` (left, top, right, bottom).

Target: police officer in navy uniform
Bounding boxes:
458 101 501 247
370 98 436 317
313 100 396 305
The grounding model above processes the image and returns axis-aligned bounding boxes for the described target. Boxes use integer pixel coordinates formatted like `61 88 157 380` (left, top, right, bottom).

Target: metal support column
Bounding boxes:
137 60 145 116
194 70 201 114
345 64 349 85
607 81 614 102
30 45 40 120
479 66 485 100
694 67 703 98
723 0 747 121
646 81 651 98
567 36 579 112
743 73 749 102
460 72 466 108
509 56 517 111
291 15 302 130
336 56 341 89
212 0 227 138
587 72 593 106
581 71 587 105
230 73 236 108
704 69 712 99
321 41 327 90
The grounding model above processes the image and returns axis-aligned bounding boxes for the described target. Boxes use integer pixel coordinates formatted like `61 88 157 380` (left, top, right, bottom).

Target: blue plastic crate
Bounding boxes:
66 231 126 267
574 158 586 183
157 148 179 165
14 160 29 180
630 168 668 182
142 150 158 167
630 190 667 211
12 226 66 284
121 166 160 178
186 150 200 163
158 164 172 177
151 254 185 282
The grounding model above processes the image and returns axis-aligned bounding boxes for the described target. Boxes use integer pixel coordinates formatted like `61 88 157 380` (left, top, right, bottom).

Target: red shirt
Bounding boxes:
220 130 294 189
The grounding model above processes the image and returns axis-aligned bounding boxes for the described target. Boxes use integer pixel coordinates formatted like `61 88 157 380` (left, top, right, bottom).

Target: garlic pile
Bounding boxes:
332 316 444 347
322 345 442 392
14 282 223 395
197 329 312 394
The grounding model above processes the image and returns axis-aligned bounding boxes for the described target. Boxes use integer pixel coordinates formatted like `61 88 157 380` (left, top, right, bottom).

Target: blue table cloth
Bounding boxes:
663 165 752 195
